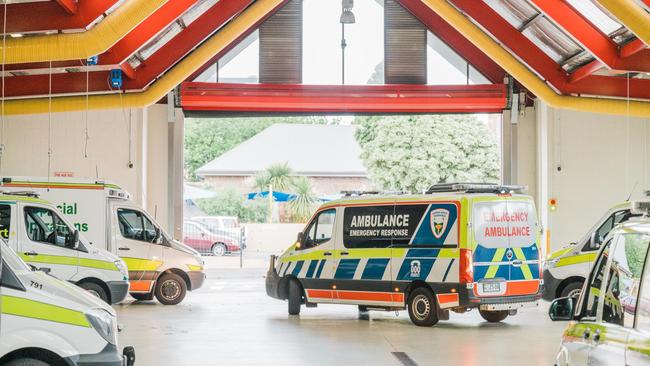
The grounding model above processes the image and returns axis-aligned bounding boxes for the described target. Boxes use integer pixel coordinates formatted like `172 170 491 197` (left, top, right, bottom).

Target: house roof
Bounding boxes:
196 124 367 177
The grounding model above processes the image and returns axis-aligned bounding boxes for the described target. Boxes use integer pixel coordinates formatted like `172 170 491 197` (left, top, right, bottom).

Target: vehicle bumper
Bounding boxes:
188 271 206 291
460 283 543 309
542 268 562 302
66 344 135 366
266 255 282 300
107 281 130 304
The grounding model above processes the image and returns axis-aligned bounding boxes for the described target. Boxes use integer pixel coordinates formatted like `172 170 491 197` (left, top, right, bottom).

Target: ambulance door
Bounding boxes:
20 204 79 280
505 198 540 296
111 205 163 294
295 208 337 304
472 199 511 297
334 204 395 306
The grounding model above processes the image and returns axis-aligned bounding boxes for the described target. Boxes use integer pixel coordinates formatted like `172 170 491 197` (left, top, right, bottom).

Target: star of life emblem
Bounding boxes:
410 260 421 277
430 208 450 239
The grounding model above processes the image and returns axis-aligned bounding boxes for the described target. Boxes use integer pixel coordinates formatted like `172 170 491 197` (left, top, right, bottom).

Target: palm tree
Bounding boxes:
287 176 319 222
254 163 294 192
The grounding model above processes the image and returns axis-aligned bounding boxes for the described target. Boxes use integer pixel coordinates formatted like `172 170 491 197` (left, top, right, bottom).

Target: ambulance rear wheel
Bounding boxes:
288 279 302 315
6 358 49 366
155 273 187 305
560 281 583 300
407 287 438 327
479 310 509 323
79 281 109 304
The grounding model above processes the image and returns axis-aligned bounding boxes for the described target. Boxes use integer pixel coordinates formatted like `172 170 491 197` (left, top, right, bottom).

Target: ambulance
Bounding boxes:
0 193 129 304
543 200 644 301
0 177 206 305
1 238 136 366
266 184 543 326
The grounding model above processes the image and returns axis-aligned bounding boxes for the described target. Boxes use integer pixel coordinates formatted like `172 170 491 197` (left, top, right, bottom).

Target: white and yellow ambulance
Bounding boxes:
0 193 129 304
1 238 136 366
266 184 543 326
0 177 205 305
543 201 643 301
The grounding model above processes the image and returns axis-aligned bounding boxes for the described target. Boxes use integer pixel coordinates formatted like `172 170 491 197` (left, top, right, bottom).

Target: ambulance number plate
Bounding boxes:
482 282 501 293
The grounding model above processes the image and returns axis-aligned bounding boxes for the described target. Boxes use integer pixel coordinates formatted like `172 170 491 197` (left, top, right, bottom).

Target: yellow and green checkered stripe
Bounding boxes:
19 253 119 271
1 295 91 327
555 252 597 267
121 257 163 272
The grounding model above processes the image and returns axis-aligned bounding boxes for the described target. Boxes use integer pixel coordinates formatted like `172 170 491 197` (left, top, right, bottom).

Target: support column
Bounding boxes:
168 107 184 239
536 100 549 256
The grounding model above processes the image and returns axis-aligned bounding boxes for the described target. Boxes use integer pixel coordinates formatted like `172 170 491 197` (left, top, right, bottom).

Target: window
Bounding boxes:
0 204 10 239
602 234 650 327
24 206 75 248
117 209 160 243
630 235 650 331
584 239 613 318
300 209 336 250
588 210 638 250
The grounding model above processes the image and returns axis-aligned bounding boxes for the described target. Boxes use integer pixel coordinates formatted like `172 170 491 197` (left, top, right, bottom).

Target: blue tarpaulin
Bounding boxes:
246 191 296 202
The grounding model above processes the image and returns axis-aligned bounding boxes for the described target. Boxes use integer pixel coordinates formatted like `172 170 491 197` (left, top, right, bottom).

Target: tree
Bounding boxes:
185 116 330 181
355 115 500 193
195 188 267 223
287 176 319 222
253 163 294 192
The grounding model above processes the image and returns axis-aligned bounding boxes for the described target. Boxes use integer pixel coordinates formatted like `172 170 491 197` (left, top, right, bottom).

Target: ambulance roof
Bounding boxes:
0 176 124 191
611 219 650 236
0 194 50 205
321 192 532 209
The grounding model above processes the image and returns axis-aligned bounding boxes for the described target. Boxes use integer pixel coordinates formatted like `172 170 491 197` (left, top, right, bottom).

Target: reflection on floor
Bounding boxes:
115 253 566 366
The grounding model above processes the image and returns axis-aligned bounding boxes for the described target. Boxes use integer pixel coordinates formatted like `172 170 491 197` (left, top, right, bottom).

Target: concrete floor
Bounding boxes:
115 252 567 366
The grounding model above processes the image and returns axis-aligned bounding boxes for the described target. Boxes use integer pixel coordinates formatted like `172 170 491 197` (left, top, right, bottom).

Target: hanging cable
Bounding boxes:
47 61 52 190
84 60 90 158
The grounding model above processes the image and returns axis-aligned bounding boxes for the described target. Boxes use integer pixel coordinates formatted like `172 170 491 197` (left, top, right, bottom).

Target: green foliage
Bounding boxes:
195 188 267 223
355 114 500 193
287 176 320 222
623 234 650 279
184 116 330 181
254 163 294 192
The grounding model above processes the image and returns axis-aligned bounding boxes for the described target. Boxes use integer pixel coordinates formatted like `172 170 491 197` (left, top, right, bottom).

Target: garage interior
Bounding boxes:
0 0 649 365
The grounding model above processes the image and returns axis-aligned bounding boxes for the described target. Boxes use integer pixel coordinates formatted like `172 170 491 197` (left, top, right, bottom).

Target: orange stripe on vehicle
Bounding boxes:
507 280 539 296
437 293 459 304
306 290 334 299
336 291 398 303
129 280 154 293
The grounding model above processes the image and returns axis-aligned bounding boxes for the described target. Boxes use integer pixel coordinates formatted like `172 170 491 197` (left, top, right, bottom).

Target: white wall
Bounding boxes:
0 104 179 235
546 107 650 248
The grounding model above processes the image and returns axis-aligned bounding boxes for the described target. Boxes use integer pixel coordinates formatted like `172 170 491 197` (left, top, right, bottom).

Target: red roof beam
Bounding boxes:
528 0 650 73
396 0 505 84
620 39 646 58
0 0 119 34
180 83 508 113
55 0 79 15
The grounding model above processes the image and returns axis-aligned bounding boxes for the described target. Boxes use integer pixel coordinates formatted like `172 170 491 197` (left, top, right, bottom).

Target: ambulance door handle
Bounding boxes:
118 247 130 251
323 252 333 256
24 251 38 256
340 251 349 256
512 259 523 267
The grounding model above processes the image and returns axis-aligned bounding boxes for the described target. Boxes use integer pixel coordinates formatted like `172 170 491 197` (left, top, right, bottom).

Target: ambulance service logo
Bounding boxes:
430 208 450 239
410 260 421 277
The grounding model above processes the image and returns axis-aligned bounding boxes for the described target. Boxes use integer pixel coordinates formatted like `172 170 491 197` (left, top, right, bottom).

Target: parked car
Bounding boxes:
548 201 650 365
192 216 246 248
183 220 240 256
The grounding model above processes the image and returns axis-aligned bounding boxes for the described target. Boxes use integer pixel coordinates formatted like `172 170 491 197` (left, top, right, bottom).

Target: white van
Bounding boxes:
1 239 136 366
0 177 206 305
0 193 129 304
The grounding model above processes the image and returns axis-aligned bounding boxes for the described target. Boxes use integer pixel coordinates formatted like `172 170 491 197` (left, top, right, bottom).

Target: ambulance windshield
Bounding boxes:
473 200 537 248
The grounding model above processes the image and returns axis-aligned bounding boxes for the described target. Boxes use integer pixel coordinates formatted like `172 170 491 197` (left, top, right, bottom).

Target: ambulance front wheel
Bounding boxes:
407 287 439 327
5 358 49 366
560 281 583 300
79 281 109 304
155 273 187 305
479 309 509 323
288 279 302 315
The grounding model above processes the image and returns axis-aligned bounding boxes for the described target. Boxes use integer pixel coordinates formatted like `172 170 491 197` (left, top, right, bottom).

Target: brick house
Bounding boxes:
196 123 372 195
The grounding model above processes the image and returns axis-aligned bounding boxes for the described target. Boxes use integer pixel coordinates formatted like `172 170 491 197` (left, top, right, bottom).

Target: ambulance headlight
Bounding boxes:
86 308 118 345
114 260 128 277
194 253 204 267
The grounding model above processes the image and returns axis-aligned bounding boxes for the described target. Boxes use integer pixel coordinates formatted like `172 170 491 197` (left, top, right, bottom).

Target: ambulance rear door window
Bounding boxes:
0 204 10 239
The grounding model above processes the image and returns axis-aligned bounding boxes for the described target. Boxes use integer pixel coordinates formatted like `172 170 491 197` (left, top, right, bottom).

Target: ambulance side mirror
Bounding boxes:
589 232 600 250
549 296 575 321
296 232 304 245
67 229 80 249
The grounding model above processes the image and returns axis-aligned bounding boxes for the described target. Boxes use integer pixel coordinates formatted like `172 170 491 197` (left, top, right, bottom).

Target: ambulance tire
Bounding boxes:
407 287 439 327
560 281 583 300
79 281 109 304
288 279 302 315
155 273 187 305
5 359 48 366
479 310 509 323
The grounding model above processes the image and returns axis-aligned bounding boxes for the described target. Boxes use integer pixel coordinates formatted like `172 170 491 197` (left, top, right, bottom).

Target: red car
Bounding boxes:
183 220 240 256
